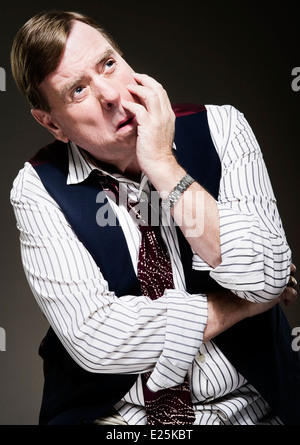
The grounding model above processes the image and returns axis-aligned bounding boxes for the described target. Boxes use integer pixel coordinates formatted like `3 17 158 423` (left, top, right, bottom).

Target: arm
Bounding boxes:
123 74 222 269
12 163 294 391
123 76 292 303
204 287 297 343
202 105 292 302
10 163 207 381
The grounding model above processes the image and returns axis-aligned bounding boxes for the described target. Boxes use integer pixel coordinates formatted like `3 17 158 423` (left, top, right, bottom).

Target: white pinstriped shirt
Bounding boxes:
10 105 291 425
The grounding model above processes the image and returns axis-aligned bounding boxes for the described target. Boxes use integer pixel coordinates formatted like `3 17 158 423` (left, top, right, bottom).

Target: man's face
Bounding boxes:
36 20 139 169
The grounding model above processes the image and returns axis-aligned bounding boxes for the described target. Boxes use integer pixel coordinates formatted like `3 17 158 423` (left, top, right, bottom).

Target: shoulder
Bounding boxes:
10 139 68 205
204 105 247 159
205 104 241 126
28 139 68 167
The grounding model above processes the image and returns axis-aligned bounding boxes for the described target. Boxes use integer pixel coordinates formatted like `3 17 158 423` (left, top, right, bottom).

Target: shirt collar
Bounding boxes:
67 142 96 185
67 140 176 192
66 141 149 191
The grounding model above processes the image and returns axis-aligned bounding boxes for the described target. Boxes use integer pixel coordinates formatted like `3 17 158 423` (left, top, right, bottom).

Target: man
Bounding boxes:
10 10 299 425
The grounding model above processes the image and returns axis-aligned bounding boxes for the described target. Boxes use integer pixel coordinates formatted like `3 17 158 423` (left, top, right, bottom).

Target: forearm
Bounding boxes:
149 158 222 269
203 290 283 343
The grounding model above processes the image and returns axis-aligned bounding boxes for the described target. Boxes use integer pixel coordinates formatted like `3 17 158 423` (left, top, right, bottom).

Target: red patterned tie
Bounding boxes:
99 174 195 425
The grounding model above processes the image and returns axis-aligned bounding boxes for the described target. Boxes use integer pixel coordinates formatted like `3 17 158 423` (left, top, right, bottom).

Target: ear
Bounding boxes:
31 109 69 143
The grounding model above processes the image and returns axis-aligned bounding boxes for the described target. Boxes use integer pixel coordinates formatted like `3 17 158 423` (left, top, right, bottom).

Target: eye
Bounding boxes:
71 85 87 101
74 86 84 96
104 59 116 71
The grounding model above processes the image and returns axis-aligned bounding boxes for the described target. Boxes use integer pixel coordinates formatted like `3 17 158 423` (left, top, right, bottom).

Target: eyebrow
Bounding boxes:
59 48 116 98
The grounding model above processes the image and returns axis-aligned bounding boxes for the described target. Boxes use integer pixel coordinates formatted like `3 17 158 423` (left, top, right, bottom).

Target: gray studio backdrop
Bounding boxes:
0 0 299 425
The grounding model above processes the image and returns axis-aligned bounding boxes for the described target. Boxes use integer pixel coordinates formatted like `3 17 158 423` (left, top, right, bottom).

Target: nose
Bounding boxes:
94 78 120 110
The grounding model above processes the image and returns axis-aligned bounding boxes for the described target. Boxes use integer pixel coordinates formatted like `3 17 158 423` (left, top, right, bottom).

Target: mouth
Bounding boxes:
117 116 135 131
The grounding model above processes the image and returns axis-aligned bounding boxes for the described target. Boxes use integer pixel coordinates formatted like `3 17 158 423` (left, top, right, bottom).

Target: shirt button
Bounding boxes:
197 354 206 363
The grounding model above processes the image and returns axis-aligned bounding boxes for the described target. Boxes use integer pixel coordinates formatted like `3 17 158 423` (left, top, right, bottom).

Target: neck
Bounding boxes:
123 162 142 182
97 155 142 182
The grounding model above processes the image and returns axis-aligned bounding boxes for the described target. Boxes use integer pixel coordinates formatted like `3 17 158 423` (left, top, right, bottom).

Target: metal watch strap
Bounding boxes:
161 174 195 212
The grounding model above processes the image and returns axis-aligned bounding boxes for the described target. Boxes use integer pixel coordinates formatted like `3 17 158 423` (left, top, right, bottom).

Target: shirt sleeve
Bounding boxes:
10 162 206 384
192 105 291 302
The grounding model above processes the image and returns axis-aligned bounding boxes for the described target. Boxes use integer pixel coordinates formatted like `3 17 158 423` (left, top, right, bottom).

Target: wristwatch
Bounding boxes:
161 173 195 212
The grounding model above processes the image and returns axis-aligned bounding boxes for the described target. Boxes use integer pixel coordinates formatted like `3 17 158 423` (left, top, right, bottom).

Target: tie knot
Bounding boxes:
98 173 120 199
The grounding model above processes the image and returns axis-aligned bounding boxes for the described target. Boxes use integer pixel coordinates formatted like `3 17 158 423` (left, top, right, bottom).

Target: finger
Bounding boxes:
285 290 297 306
283 286 298 306
121 99 149 126
132 73 174 114
132 73 163 89
287 276 297 289
126 84 162 115
291 263 297 277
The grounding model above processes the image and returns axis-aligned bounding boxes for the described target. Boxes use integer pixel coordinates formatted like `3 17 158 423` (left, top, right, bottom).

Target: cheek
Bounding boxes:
65 102 103 127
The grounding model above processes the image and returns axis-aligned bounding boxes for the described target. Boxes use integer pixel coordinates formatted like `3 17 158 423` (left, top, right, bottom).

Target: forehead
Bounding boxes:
40 21 113 95
60 20 111 69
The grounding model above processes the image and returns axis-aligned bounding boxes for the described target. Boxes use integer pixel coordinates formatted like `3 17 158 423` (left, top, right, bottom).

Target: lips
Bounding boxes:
117 116 134 130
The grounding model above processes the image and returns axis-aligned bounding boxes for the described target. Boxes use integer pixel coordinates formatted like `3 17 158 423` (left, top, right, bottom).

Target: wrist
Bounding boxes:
145 156 186 198
161 173 195 212
204 291 249 342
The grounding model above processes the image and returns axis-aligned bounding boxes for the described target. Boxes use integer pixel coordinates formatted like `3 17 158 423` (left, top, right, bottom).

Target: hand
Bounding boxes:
121 73 177 179
282 262 297 306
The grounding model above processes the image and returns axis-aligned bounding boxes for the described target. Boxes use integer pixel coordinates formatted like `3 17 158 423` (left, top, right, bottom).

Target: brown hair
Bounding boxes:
10 10 121 111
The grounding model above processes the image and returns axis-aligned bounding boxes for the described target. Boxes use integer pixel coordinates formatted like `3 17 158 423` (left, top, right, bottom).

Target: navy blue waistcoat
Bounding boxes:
29 106 300 425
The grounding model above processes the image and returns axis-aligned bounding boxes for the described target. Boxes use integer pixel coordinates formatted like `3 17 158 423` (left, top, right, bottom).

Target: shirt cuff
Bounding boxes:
146 290 207 392
192 205 290 295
